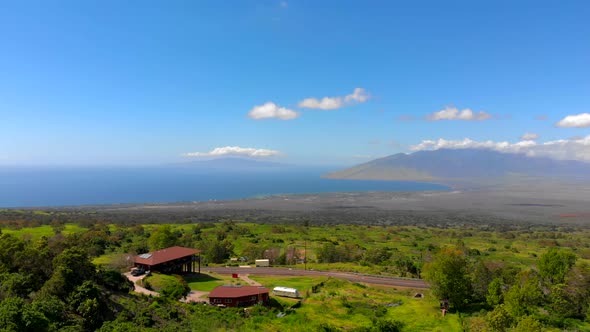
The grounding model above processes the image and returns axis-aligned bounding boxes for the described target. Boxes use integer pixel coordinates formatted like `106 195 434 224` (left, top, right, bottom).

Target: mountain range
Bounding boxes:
325 149 590 184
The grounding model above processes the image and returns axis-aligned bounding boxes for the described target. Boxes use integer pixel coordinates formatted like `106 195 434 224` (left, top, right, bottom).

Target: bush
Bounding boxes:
372 318 404 332
161 275 190 299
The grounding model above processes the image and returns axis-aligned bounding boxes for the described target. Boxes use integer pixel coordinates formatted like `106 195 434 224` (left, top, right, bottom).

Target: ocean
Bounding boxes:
0 167 449 208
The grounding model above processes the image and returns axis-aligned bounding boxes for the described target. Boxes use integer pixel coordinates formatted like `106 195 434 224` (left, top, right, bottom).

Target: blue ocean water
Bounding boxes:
0 167 449 208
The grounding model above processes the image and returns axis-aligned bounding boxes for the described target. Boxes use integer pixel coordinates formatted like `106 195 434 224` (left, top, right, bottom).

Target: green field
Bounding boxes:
185 272 238 291
251 275 328 294
1 223 87 239
239 277 460 332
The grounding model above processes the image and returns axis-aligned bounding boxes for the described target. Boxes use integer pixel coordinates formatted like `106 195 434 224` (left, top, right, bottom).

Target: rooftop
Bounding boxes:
209 285 269 298
134 246 200 266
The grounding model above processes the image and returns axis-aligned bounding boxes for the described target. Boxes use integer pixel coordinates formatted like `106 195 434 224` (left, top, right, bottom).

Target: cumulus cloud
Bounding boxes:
521 133 539 141
183 146 281 158
248 102 299 120
427 106 491 121
298 88 370 110
556 113 590 128
410 135 590 162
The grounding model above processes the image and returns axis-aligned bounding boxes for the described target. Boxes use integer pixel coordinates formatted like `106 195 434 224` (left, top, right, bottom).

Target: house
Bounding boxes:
134 246 201 274
208 285 269 307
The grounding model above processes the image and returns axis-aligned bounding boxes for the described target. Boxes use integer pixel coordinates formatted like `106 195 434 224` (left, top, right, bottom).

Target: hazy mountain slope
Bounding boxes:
325 149 590 181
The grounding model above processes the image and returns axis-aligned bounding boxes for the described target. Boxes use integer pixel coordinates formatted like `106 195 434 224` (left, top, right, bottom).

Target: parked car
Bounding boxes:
130 268 145 276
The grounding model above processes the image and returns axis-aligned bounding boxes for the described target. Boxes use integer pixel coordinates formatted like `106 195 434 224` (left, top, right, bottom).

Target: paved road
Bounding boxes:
206 267 428 289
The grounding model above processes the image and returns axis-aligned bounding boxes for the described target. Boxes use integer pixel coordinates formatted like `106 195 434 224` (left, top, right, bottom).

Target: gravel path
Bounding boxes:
181 290 209 303
239 274 262 286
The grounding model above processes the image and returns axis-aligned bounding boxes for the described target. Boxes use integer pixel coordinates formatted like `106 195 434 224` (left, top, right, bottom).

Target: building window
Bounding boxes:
225 299 232 303
213 299 221 303
251 296 257 300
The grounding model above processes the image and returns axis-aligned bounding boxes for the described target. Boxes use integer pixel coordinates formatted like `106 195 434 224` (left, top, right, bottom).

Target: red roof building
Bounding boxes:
209 286 270 307
134 246 201 274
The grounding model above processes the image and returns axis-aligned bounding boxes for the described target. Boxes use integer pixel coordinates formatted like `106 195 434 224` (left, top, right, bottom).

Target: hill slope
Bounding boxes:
325 149 590 182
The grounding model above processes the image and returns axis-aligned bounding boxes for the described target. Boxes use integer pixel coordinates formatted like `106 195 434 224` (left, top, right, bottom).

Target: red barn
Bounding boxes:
208 285 269 307
134 246 201 274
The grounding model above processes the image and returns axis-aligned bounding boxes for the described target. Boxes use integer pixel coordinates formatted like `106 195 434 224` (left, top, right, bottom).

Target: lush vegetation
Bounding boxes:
3 213 590 331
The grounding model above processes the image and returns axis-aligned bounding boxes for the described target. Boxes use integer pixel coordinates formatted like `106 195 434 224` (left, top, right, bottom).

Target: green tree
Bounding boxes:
241 243 265 262
363 248 392 265
0 234 26 272
148 225 178 251
512 316 543 332
205 240 234 264
316 242 338 263
0 297 49 332
423 247 472 309
69 281 108 330
548 283 578 319
504 270 542 318
471 259 493 303
31 295 67 330
538 248 576 284
0 297 25 331
0 273 36 299
487 277 504 307
487 304 513 331
41 247 96 297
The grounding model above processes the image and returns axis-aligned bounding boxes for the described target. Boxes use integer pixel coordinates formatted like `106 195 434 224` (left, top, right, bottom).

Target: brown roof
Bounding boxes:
134 246 200 266
209 286 269 298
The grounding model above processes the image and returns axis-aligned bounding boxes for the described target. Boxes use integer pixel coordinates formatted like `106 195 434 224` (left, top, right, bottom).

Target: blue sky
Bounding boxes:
1 0 589 166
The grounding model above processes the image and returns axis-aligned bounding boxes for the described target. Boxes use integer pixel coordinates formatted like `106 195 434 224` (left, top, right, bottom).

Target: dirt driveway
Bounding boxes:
123 272 159 297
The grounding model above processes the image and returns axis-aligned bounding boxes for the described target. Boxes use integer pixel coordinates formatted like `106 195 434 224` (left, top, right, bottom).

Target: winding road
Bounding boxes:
206 267 428 289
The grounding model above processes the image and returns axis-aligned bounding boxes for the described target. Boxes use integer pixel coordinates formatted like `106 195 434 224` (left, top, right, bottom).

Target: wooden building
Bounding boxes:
134 246 200 274
208 285 269 307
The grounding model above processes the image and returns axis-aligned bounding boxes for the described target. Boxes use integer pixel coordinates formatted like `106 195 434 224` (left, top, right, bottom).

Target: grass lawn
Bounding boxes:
250 275 327 295
184 272 239 292
142 272 186 293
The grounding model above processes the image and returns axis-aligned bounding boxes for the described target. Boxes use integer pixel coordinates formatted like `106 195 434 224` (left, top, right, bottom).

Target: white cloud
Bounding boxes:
556 113 590 128
183 146 281 158
521 133 539 141
427 106 491 121
410 135 590 162
298 88 370 110
248 102 299 120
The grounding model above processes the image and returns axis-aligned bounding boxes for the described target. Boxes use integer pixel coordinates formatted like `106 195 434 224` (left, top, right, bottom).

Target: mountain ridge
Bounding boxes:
325 149 590 184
